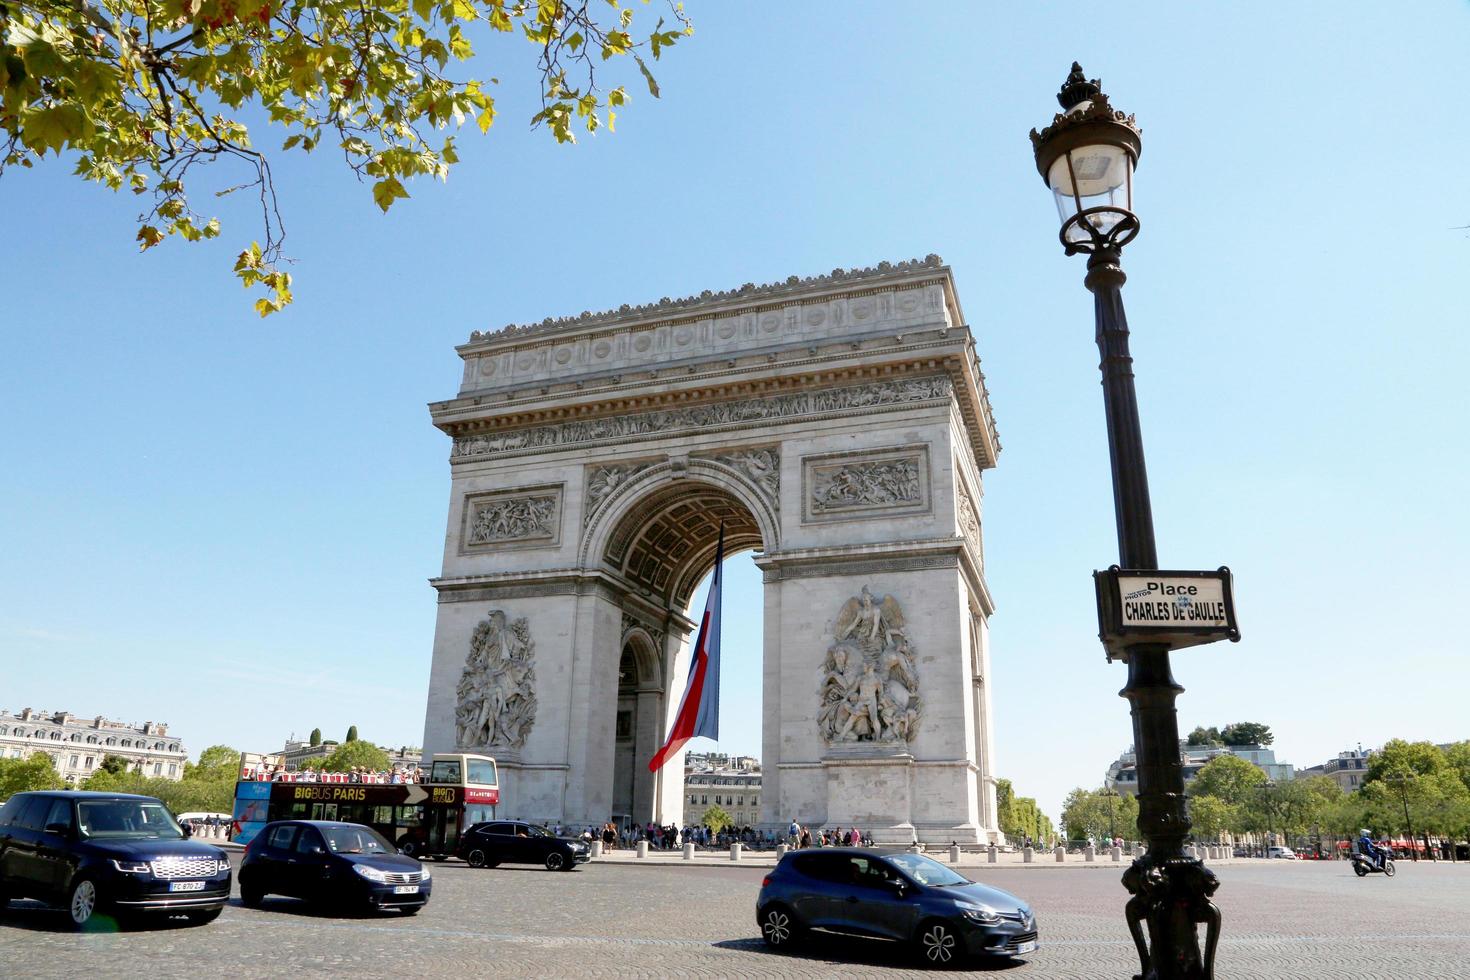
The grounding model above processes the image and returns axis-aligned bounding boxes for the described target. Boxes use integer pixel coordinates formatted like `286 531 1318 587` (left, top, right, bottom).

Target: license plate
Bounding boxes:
392 885 419 894
1014 940 1037 955
169 880 206 892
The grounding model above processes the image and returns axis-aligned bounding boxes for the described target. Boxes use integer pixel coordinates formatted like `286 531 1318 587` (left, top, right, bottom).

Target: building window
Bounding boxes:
69 755 79 767
85 757 94 769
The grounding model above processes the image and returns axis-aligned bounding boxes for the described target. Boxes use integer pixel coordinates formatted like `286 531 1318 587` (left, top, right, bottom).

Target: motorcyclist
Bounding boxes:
1357 828 1383 870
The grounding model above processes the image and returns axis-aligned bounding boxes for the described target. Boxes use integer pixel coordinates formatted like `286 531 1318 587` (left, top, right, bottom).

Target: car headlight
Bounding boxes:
957 902 1002 925
418 865 431 881
217 858 233 874
353 864 388 883
112 859 151 874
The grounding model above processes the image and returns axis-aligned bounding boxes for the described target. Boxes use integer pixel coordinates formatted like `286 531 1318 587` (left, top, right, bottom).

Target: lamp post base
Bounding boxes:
1122 853 1221 980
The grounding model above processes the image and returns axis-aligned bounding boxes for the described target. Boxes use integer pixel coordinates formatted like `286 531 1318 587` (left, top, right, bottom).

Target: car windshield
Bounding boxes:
885 852 972 887
77 800 184 841
322 825 394 854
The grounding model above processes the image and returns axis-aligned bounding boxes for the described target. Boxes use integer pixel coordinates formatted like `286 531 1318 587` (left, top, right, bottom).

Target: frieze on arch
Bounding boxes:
455 610 537 750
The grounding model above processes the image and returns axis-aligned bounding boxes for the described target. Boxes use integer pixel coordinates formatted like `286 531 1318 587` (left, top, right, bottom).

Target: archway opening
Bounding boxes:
599 477 768 833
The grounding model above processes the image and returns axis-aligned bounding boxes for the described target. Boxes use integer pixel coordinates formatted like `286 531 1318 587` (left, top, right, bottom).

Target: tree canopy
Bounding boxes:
82 743 242 812
308 738 390 771
345 725 359 743
699 803 731 834
0 752 66 798
1219 722 1273 747
1186 726 1222 746
309 728 322 747
1 0 691 313
996 777 1055 845
1060 787 1138 843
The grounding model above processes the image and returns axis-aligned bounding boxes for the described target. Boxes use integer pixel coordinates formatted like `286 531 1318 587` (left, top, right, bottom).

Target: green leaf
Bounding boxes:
136 225 165 250
372 176 411 212
634 55 660 97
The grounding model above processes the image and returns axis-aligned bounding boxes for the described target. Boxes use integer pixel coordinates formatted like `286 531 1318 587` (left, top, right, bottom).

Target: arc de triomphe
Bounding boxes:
420 255 1003 843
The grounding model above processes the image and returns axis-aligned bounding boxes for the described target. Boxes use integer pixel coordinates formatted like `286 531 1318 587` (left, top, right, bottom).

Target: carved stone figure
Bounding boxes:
810 458 922 513
455 610 537 749
466 494 557 544
956 479 982 559
710 448 780 504
584 462 655 525
819 587 921 744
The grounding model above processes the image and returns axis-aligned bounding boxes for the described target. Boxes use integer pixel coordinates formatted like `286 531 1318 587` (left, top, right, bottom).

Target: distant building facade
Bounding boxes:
1297 747 1372 791
684 757 762 828
1106 741 1295 796
0 708 188 783
278 738 422 771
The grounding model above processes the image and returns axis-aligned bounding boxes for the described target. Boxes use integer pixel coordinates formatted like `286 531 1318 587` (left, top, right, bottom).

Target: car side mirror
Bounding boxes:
182 823 194 837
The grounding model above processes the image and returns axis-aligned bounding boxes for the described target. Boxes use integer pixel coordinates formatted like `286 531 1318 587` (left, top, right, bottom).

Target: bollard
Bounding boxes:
1055 845 1065 862
988 844 998 863
1023 846 1034 863
591 840 603 859
682 842 694 861
776 843 788 859
1085 845 1096 862
730 842 742 862
949 844 961 864
636 840 648 859
1111 845 1122 862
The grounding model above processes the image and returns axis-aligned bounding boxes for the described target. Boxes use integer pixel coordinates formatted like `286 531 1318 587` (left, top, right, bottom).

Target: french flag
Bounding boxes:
648 524 724 772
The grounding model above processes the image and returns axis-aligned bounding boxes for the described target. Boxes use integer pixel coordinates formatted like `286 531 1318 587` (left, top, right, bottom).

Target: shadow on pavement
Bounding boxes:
0 900 209 933
712 932 1027 972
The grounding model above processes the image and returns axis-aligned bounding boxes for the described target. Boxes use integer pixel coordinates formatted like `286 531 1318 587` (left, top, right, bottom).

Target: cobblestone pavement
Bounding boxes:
2 857 1467 978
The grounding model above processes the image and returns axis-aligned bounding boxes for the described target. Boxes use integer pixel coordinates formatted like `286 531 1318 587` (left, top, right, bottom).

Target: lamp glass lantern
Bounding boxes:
1031 66 1143 252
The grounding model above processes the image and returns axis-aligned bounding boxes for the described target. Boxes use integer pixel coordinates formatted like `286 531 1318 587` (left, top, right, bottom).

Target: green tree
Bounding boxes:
700 804 732 834
345 725 359 744
317 739 390 772
1220 722 1273 747
309 728 322 747
1186 726 1222 746
1190 754 1267 809
1365 739 1449 784
1187 795 1231 839
99 754 130 775
1060 788 1139 843
0 0 692 314
0 752 66 799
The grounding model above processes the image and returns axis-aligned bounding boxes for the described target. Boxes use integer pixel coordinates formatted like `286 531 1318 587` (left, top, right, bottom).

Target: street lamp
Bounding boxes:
1031 63 1221 980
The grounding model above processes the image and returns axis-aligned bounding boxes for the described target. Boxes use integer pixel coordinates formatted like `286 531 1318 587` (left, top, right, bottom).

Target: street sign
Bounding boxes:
1094 566 1240 661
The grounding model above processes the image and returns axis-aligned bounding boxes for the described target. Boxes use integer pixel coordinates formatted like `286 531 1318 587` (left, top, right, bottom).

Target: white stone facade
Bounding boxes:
421 256 1003 844
685 766 762 829
0 708 188 783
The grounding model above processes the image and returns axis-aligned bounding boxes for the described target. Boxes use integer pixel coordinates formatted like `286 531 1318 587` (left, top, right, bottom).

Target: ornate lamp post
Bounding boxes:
1031 64 1221 979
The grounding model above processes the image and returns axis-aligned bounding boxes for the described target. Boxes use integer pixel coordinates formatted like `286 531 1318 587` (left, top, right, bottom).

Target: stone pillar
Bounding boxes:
591 840 603 858
1055 845 1065 862
1023 846 1034 863
776 843 788 859
1111 845 1122 862
949 844 961 864
682 842 694 861
987 844 998 863
730 842 742 862
1085 844 1096 862
636 840 648 859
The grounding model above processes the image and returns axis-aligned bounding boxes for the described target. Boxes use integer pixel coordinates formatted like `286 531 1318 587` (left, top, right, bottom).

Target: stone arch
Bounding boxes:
579 459 778 591
617 625 663 689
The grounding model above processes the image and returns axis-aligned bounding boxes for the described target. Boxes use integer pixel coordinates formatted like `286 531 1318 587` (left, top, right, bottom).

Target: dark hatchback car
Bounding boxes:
458 821 591 871
0 790 231 929
756 849 1038 966
238 820 430 914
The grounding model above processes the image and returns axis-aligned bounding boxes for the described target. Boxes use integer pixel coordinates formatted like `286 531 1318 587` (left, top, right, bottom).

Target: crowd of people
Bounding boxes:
240 764 422 784
547 820 874 851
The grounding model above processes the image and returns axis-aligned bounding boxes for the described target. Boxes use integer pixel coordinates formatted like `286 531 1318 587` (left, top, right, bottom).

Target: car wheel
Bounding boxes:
1384 861 1396 877
759 903 800 948
186 908 223 926
67 877 102 929
240 879 266 907
398 840 419 858
466 849 488 868
917 919 960 966
545 851 566 872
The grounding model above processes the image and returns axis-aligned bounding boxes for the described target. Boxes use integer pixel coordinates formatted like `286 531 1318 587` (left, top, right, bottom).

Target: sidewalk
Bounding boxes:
586 844 1248 871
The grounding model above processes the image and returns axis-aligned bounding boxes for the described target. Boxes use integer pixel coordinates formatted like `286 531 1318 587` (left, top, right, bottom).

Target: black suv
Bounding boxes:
459 821 590 871
0 791 231 928
238 820 431 914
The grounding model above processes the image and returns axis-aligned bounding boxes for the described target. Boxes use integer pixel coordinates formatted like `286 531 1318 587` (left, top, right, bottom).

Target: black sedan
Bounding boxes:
458 821 590 871
756 849 1038 966
238 821 430 914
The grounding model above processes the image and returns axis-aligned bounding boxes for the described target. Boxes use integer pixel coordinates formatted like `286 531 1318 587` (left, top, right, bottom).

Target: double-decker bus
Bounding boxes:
231 753 499 860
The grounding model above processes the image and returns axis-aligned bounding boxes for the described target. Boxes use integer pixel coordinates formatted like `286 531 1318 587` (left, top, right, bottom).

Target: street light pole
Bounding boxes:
1387 774 1417 862
1031 65 1221 980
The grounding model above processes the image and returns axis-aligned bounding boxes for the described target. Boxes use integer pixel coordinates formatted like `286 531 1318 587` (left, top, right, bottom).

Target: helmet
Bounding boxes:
1360 829 1371 837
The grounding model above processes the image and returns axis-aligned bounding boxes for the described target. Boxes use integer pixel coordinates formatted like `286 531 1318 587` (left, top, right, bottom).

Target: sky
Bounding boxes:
3 3 1468 823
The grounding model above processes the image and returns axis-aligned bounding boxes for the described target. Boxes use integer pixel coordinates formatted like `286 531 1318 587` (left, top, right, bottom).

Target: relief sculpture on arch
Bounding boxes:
455 610 538 750
818 586 922 744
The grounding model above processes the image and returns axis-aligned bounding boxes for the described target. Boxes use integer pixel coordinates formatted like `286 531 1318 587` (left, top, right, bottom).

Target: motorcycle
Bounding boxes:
1350 853 1396 877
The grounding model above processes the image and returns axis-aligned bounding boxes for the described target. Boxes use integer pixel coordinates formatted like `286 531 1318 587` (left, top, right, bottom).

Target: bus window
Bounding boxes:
465 804 496 826
395 805 423 830
467 759 497 786
431 760 462 784
373 805 394 825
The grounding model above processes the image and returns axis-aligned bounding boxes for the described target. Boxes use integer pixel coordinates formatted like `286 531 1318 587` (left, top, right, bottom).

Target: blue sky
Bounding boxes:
3 3 1467 821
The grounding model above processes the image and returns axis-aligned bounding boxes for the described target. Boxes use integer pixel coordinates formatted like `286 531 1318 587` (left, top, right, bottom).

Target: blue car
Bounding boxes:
239 820 430 915
0 791 232 929
756 848 1038 966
